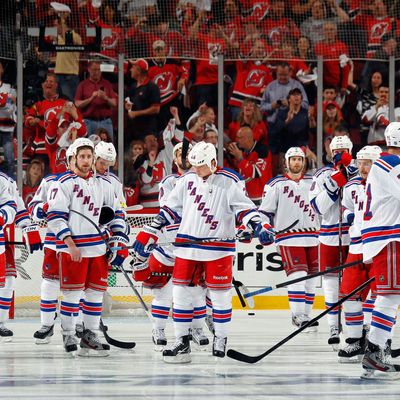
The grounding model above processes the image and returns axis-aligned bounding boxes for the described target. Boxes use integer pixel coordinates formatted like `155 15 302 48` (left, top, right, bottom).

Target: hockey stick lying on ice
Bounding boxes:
99 318 136 349
227 276 375 364
243 259 363 300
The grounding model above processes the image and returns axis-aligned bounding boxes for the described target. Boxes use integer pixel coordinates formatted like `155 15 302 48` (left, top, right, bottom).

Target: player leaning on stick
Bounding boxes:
47 138 128 356
337 145 381 363
309 135 354 350
360 122 400 379
259 147 320 331
132 141 274 363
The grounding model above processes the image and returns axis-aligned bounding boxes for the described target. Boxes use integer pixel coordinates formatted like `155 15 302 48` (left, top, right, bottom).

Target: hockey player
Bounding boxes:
132 141 274 363
0 175 42 340
338 145 381 363
29 144 76 343
46 138 128 356
260 147 320 331
309 135 353 349
360 123 400 378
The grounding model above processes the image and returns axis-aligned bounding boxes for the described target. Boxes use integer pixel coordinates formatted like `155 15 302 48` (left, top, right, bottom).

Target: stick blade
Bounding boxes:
99 319 136 349
226 348 262 364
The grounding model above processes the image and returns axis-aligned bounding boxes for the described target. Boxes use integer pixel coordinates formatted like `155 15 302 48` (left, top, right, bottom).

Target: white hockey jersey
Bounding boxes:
0 172 17 254
47 171 126 257
309 166 350 246
108 172 127 208
260 174 319 247
153 173 180 266
160 168 260 261
28 174 59 251
361 154 400 262
342 176 365 254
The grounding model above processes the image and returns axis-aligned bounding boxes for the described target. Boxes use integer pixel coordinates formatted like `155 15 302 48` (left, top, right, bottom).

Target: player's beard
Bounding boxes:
75 163 92 176
288 165 303 175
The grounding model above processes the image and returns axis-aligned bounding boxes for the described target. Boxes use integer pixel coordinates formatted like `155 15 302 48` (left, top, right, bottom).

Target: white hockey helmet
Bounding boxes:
173 142 193 159
356 145 382 162
284 147 305 163
95 141 117 166
65 143 76 164
329 135 353 154
384 122 400 147
72 137 94 156
188 141 217 173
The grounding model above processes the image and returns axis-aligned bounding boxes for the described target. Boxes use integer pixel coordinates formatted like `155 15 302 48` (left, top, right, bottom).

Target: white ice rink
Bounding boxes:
1 310 400 400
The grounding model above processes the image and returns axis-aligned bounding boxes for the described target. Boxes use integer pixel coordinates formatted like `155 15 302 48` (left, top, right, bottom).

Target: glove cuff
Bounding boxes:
331 170 347 188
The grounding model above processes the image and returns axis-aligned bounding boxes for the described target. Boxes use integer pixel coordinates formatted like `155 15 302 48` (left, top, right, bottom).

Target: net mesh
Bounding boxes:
13 211 157 317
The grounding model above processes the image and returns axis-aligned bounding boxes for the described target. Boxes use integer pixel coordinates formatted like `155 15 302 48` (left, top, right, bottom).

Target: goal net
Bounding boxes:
12 210 158 317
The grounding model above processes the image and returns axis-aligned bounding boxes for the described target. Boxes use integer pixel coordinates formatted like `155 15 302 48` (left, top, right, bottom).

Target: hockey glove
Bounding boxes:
99 205 115 225
248 218 275 246
0 210 7 226
107 232 129 267
236 224 253 243
130 253 151 282
346 212 355 225
330 170 348 188
333 152 352 168
22 224 43 253
37 202 49 220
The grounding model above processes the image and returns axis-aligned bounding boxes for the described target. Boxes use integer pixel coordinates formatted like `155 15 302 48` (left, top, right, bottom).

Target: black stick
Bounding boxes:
227 277 375 364
99 318 136 349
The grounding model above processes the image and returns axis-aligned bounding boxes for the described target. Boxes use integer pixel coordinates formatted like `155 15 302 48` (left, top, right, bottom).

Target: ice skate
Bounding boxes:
338 337 364 363
0 323 13 342
190 327 209 350
361 340 400 380
62 332 78 356
152 328 167 351
328 325 340 351
162 335 191 364
79 329 110 357
34 325 54 344
75 323 84 339
205 314 215 335
212 336 227 358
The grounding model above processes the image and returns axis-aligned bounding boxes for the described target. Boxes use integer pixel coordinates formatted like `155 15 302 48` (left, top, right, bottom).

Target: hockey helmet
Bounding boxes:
284 147 305 163
384 122 400 147
173 142 193 159
188 141 217 173
72 137 94 156
356 145 381 162
95 141 117 166
329 135 353 154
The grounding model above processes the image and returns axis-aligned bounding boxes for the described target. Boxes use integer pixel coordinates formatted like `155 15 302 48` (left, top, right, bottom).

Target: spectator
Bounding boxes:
0 60 16 178
361 84 390 145
94 127 111 143
322 101 344 139
52 2 81 101
227 125 272 205
186 103 216 131
125 58 161 141
75 60 117 139
273 87 311 153
314 22 351 94
228 39 273 121
227 98 268 144
204 128 218 147
22 159 44 206
148 39 188 132
24 73 67 170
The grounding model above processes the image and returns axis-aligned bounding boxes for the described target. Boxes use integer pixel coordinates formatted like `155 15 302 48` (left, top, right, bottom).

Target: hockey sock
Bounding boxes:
369 294 399 349
82 289 103 331
172 285 195 338
40 278 59 326
209 289 232 338
60 291 80 332
304 276 318 317
362 292 376 327
287 271 307 316
192 286 207 329
206 290 213 316
76 294 85 326
151 280 173 330
343 300 363 338
322 275 339 327
0 276 15 324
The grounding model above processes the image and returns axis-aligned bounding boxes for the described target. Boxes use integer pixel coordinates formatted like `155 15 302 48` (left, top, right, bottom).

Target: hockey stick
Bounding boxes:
227 276 375 364
123 205 144 212
14 245 32 280
243 259 363 300
99 318 136 349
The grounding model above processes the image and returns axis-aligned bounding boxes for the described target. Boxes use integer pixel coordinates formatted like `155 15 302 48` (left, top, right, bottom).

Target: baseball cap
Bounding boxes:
153 40 166 50
131 58 149 72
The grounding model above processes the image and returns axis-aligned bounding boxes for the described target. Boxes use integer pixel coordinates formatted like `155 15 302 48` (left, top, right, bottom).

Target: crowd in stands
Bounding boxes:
1 0 400 208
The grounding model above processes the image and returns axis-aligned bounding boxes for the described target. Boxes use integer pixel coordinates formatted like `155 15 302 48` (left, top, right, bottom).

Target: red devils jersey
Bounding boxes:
148 59 188 106
124 185 140 207
229 60 273 107
25 98 67 156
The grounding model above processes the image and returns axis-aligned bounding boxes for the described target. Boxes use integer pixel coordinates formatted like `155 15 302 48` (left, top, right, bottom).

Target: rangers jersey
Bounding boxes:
309 166 350 246
342 176 365 254
0 173 17 254
47 172 126 257
260 174 319 247
361 154 400 262
108 172 127 208
160 168 260 261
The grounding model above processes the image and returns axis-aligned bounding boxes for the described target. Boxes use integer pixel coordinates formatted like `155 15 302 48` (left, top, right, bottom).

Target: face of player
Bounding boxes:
193 163 213 178
95 157 112 175
74 148 94 177
357 159 373 180
287 156 304 175
332 148 349 157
